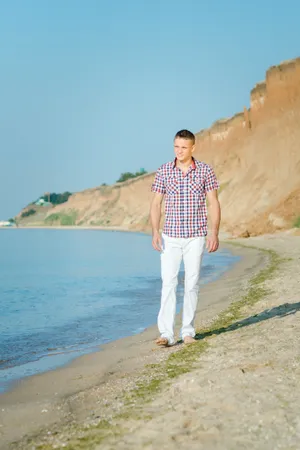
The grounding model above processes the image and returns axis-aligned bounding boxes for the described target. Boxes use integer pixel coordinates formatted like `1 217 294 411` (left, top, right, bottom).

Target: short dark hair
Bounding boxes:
174 129 195 144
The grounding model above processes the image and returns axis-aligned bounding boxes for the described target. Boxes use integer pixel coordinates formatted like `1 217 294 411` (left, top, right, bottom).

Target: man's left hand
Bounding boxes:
206 233 219 253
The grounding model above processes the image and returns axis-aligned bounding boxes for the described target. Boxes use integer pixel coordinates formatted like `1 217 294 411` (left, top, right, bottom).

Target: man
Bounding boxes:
150 129 221 346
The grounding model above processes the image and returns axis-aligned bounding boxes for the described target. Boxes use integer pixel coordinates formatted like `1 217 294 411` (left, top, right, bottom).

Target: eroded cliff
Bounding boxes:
18 57 300 236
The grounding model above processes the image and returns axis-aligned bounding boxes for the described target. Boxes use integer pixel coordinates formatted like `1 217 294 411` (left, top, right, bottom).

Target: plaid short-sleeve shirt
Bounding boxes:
151 158 219 238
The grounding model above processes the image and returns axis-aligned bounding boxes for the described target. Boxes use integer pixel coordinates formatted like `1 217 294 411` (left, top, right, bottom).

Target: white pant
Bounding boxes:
158 233 205 344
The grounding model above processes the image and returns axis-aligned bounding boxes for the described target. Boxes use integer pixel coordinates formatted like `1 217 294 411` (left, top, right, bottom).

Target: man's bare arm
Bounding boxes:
206 189 221 252
150 192 164 251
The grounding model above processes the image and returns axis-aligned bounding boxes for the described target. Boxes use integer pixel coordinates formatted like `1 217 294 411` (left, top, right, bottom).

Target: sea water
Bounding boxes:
0 229 239 392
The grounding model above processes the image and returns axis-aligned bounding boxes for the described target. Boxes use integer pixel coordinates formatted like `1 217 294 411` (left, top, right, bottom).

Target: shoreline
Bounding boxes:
0 241 239 395
0 225 141 232
0 241 266 448
0 252 236 396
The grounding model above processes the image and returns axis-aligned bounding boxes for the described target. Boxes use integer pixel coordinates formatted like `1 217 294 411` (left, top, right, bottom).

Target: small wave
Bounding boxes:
133 327 146 334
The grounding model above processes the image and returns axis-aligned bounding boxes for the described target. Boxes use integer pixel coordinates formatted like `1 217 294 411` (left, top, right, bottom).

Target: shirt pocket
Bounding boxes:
189 175 205 195
166 177 179 196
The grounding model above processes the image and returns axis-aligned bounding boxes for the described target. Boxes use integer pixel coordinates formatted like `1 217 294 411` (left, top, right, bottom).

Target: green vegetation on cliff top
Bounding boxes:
45 211 77 226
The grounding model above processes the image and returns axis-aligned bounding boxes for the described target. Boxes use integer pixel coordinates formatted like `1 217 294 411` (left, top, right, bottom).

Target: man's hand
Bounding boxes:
206 233 219 253
152 231 163 252
150 193 164 251
206 189 221 253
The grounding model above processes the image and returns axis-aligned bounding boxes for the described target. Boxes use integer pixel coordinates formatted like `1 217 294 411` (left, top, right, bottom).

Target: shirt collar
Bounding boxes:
173 157 196 170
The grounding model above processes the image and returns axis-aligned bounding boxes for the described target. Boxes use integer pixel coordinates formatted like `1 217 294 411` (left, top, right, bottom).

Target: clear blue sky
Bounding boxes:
0 0 299 219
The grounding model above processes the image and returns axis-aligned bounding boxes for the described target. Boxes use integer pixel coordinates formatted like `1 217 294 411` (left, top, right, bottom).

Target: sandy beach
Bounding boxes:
0 232 299 449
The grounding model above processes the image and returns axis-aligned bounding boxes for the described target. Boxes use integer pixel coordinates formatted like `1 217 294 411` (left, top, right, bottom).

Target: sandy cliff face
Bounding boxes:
194 57 300 235
19 57 300 236
42 173 155 232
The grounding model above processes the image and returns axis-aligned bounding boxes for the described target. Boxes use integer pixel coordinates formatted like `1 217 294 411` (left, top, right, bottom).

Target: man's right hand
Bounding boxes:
152 231 162 252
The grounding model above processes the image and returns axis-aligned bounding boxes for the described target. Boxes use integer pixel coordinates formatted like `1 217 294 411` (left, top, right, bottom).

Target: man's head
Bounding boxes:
174 129 195 163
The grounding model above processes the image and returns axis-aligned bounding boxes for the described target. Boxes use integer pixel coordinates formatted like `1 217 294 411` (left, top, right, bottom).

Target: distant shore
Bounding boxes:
0 224 144 233
0 225 235 241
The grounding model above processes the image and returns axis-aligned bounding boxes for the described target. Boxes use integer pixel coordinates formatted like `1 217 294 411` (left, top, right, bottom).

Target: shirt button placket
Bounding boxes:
179 178 183 238
182 175 187 238
178 174 183 238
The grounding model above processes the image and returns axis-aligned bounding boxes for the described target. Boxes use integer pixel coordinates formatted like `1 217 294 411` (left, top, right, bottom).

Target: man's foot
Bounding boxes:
155 337 172 347
183 336 196 345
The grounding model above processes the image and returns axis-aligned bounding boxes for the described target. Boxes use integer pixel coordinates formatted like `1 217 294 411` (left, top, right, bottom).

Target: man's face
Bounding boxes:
174 137 195 163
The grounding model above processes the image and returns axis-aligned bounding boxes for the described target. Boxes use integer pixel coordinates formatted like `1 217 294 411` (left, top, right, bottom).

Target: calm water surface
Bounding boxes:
0 229 239 392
